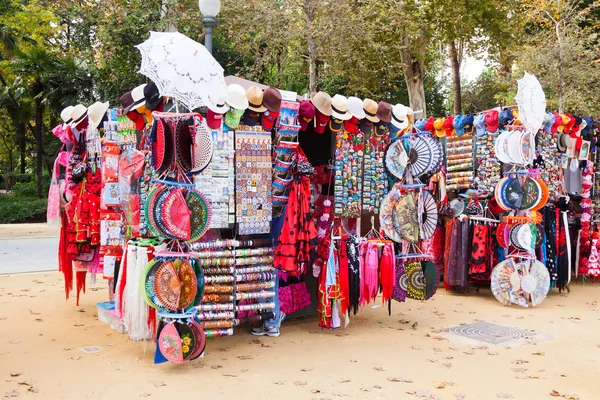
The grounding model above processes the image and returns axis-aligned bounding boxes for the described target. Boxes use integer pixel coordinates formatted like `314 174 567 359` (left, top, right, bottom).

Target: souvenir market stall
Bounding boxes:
49 31 600 364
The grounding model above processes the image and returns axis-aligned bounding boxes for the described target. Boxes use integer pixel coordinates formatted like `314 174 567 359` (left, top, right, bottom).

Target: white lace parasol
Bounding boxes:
136 32 227 112
515 72 546 134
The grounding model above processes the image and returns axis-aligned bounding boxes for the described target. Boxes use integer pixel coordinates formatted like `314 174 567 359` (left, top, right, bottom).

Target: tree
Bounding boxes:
426 0 516 114
516 0 600 114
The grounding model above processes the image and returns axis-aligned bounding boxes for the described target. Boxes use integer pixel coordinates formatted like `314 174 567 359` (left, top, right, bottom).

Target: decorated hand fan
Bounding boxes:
408 136 433 177
509 225 527 252
405 261 426 300
162 188 192 240
157 119 174 173
490 258 516 306
385 141 409 180
521 177 541 210
158 322 183 364
145 185 165 238
177 260 198 309
531 178 549 211
176 322 196 361
422 261 439 300
533 224 544 249
516 224 534 251
152 119 165 170
494 130 512 164
143 258 165 309
419 191 438 240
496 221 510 249
154 259 198 311
510 262 530 308
147 185 176 239
524 260 550 306
502 177 524 210
191 117 214 174
494 177 512 211
188 319 207 360
519 131 535 165
424 136 444 175
393 192 419 243
185 188 212 243
392 260 407 302
380 188 403 242
191 258 205 307
176 118 194 171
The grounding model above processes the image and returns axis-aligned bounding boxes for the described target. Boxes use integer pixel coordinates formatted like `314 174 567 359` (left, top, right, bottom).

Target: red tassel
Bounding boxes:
380 243 395 304
59 212 73 300
338 238 350 315
76 271 87 306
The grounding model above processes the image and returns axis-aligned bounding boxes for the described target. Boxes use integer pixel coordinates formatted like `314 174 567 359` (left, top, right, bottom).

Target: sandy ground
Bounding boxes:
1 273 599 400
0 223 59 239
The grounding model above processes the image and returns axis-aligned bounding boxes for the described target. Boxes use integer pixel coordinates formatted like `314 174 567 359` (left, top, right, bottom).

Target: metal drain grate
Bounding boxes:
448 322 537 345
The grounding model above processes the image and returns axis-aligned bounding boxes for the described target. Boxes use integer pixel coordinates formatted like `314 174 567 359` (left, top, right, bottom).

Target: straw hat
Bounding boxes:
310 91 333 116
376 101 392 123
69 104 88 127
125 84 147 113
246 86 267 112
263 87 282 113
391 104 408 129
225 84 249 110
60 106 74 127
362 98 380 123
88 101 109 130
347 96 365 119
331 94 351 120
207 86 229 114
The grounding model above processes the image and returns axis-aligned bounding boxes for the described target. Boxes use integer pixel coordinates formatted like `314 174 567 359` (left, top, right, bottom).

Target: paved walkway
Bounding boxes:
0 236 58 274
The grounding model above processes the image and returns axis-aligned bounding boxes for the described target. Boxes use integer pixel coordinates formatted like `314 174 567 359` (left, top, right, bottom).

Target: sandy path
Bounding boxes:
0 272 598 400
0 223 59 238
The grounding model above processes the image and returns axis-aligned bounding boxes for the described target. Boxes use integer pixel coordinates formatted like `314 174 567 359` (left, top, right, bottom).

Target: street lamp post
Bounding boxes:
199 0 221 54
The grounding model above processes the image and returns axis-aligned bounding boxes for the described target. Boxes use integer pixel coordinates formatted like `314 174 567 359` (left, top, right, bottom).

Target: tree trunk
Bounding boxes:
17 122 26 174
34 96 44 198
399 28 427 117
448 41 462 115
555 20 564 113
303 0 317 93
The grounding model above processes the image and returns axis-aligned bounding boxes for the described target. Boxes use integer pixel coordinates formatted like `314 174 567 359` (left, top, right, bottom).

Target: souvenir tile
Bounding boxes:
235 127 272 235
194 122 235 229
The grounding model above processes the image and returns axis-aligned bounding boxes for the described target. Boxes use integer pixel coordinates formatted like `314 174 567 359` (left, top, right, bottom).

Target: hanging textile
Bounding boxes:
273 174 318 274
445 219 470 289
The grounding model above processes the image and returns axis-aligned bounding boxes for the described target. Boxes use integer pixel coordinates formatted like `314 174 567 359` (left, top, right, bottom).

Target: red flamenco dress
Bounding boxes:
273 173 318 275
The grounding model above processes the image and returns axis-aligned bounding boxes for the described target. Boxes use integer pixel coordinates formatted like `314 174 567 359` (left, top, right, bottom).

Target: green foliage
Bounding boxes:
0 194 47 223
12 181 37 198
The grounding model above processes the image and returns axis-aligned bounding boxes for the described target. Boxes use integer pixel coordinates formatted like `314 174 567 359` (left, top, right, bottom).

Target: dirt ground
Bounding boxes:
0 223 59 238
1 272 599 400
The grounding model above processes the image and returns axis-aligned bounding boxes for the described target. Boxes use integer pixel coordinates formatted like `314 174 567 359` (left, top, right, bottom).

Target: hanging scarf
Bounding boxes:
338 237 350 316
380 242 395 306
274 175 318 274
346 236 361 315
468 224 490 281
363 242 379 304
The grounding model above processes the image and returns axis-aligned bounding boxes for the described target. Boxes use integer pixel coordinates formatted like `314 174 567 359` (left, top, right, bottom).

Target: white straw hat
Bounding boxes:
347 96 365 119
391 104 409 129
88 101 110 129
69 104 88 127
225 84 249 110
331 94 351 121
